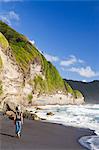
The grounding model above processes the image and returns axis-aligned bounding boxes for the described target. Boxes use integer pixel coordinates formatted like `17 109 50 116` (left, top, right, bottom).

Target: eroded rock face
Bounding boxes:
23 84 33 95
0 45 84 108
31 93 84 105
30 63 44 80
0 46 44 107
0 47 23 105
2 100 19 117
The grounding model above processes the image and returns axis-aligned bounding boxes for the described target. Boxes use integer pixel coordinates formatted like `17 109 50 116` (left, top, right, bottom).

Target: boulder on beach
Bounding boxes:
46 112 54 116
6 111 16 120
23 110 41 120
36 107 43 110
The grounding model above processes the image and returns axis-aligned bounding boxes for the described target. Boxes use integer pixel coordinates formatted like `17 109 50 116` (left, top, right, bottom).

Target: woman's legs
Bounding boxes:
16 121 22 138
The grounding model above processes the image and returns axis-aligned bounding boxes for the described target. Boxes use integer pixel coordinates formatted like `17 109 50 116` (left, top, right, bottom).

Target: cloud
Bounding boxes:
60 55 77 67
0 0 22 2
0 11 19 25
82 80 87 82
0 16 11 25
30 40 35 45
78 59 84 64
68 66 99 78
44 53 59 62
60 55 85 67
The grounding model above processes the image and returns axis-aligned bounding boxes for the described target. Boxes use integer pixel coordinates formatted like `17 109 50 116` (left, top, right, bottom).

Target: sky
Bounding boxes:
0 0 99 82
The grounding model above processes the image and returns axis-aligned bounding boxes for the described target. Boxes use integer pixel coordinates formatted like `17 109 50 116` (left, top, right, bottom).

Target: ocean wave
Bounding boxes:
28 104 99 150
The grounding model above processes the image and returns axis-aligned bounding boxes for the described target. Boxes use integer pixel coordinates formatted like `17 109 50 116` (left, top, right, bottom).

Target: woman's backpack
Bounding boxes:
16 111 21 121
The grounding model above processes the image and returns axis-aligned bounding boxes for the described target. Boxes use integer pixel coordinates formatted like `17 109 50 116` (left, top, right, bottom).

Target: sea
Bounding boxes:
27 104 99 150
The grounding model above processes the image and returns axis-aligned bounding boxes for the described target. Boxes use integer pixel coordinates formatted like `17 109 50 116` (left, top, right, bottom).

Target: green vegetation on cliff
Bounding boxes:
0 56 2 69
0 81 3 95
64 81 74 96
0 32 9 49
0 21 42 72
33 75 47 94
43 61 65 92
74 90 83 98
0 21 65 93
27 93 33 104
0 21 84 98
64 80 84 98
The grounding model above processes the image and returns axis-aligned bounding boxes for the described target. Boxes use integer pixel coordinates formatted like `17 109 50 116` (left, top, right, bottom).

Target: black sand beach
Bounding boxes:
0 114 94 150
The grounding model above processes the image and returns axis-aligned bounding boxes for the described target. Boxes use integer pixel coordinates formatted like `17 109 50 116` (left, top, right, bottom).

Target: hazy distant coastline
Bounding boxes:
65 79 99 104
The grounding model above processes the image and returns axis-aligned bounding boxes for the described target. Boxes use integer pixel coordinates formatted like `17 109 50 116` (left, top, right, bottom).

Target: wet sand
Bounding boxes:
0 114 94 150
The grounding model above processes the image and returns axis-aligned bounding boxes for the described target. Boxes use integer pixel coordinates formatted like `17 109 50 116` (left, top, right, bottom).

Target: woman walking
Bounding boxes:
14 105 23 138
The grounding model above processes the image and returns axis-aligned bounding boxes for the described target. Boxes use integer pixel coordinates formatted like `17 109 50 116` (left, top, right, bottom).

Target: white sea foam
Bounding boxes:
27 104 99 150
79 135 99 150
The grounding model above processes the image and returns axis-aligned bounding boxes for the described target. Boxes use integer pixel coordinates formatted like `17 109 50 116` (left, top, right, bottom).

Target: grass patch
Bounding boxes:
64 81 74 96
33 75 48 94
0 32 9 49
0 56 2 69
74 90 83 98
0 81 3 95
27 93 33 104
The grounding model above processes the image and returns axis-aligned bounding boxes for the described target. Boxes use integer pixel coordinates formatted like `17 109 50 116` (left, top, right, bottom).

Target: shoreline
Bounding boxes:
0 113 95 150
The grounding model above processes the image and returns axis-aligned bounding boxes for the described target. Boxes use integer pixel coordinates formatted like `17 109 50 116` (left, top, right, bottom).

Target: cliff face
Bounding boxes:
0 46 23 103
65 79 99 104
0 21 84 106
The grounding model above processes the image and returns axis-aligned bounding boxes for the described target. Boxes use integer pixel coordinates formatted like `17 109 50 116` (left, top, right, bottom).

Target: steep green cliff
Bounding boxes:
0 21 84 104
0 21 65 94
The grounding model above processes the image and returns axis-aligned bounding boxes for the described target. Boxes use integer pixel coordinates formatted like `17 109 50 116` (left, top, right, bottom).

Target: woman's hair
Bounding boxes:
16 106 18 111
16 105 20 111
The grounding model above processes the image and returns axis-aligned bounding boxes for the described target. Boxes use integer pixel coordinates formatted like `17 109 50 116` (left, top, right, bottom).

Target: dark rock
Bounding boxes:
36 107 42 110
23 110 40 120
6 111 16 120
46 112 54 116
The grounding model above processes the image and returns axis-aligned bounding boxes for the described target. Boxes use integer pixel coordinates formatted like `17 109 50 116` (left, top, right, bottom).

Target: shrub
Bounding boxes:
0 56 2 69
74 90 83 98
64 81 74 96
0 81 3 95
33 75 47 94
27 94 33 104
